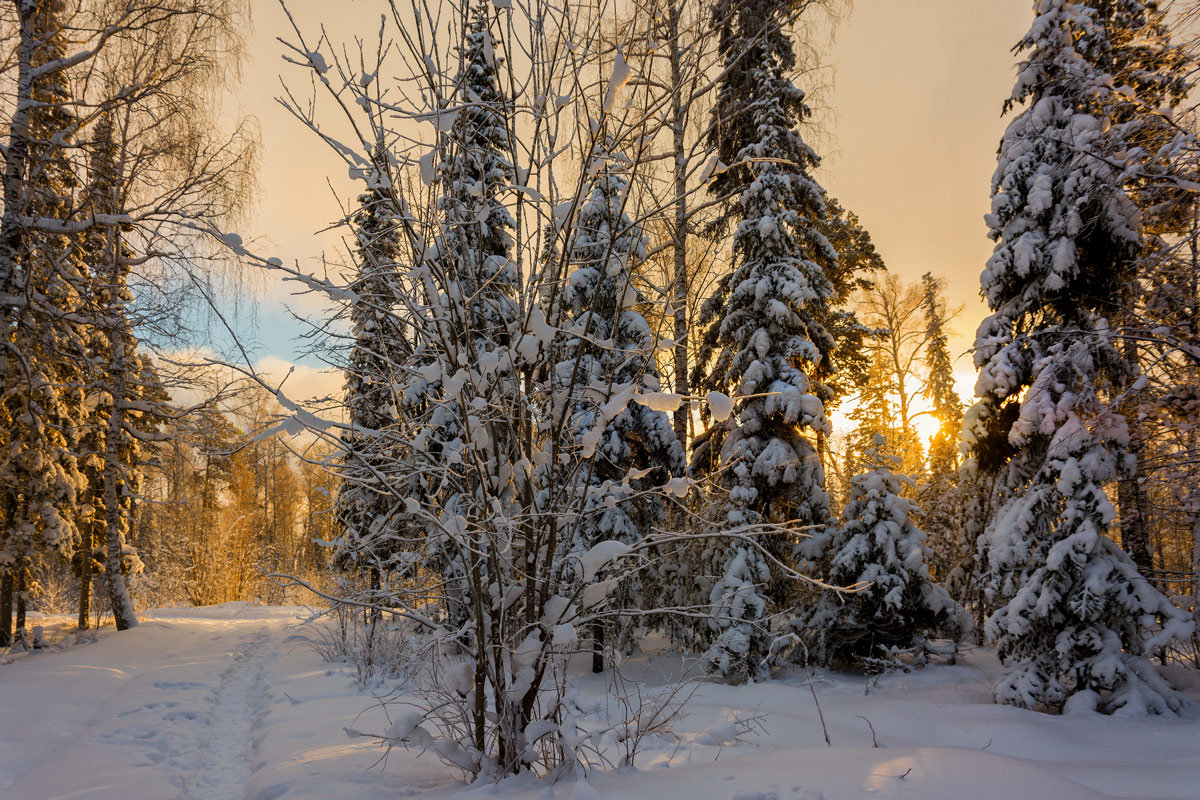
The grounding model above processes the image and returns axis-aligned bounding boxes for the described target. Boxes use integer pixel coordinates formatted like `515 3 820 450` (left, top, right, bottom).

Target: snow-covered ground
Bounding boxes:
2 604 1198 800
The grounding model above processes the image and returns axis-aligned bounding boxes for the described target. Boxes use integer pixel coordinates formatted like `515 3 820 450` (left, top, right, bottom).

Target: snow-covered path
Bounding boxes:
2 604 1199 800
0 605 403 800
184 628 273 800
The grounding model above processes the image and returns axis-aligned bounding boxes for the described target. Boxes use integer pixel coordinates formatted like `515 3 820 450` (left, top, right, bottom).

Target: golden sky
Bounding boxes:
232 0 1032 406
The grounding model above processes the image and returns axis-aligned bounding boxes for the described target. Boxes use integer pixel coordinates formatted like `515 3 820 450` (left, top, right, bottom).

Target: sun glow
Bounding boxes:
829 369 977 457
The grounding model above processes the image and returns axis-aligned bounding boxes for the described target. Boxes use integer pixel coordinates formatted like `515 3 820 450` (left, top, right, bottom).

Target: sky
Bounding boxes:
228 0 1034 407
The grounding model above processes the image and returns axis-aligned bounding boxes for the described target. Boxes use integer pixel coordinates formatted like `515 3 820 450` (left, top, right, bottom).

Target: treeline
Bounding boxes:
16 383 338 620
130 386 338 609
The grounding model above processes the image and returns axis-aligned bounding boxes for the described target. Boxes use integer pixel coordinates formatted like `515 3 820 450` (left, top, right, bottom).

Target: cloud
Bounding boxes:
256 356 343 405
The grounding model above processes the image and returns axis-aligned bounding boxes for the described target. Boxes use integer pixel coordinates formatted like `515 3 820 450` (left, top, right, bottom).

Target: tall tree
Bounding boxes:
846 352 899 468
0 0 88 644
919 272 964 579
692 0 836 683
1105 0 1193 578
969 0 1191 714
336 146 408 582
852 275 937 474
557 145 684 669
82 115 166 630
415 0 520 629
817 199 885 410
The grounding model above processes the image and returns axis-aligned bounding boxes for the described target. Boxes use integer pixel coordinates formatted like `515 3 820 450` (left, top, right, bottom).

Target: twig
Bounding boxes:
806 665 831 747
855 714 879 748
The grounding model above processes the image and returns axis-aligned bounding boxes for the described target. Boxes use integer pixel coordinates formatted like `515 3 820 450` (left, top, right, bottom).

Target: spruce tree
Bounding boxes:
692 0 836 682
557 145 684 667
80 114 166 630
413 0 518 629
440 2 517 359
847 352 896 471
0 0 88 638
804 435 959 668
336 145 409 584
816 199 886 409
918 273 963 580
1103 1 1192 578
970 0 1191 714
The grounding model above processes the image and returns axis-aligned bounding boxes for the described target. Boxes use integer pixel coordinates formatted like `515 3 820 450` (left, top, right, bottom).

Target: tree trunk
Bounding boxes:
1116 461 1153 576
103 356 138 630
1192 511 1200 646
0 569 13 647
0 13 37 627
78 526 93 630
591 620 605 673
669 4 690 449
1118 338 1154 577
103 440 137 629
0 4 37 306
15 565 26 638
365 565 381 676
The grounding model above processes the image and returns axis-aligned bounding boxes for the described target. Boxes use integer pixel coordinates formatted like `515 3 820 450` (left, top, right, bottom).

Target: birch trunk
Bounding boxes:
668 2 690 447
102 373 137 630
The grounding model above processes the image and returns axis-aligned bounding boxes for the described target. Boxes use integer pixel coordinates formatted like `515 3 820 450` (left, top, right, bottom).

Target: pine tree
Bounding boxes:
970 0 1191 714
692 0 836 682
804 435 959 668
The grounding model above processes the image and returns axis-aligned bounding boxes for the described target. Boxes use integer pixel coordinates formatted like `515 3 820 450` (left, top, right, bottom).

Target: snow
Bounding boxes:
602 50 632 113
664 476 690 497
699 153 722 185
306 51 329 75
2 604 1199 800
639 391 684 413
576 539 631 583
418 149 437 185
707 390 734 422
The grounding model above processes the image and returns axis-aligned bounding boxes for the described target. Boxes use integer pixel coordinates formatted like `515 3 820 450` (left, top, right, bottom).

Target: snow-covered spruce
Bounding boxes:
1 1 89 637
968 0 1192 714
802 435 960 669
79 114 165 631
335 146 412 582
553 145 684 665
408 0 521 631
918 272 965 582
692 0 836 684
981 337 1191 714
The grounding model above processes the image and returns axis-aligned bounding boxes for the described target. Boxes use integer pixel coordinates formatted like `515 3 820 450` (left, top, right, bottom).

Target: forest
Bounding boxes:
2 0 1200 796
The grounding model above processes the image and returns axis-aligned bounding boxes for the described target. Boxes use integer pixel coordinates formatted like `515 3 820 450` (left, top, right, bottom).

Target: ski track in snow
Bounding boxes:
184 628 274 800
